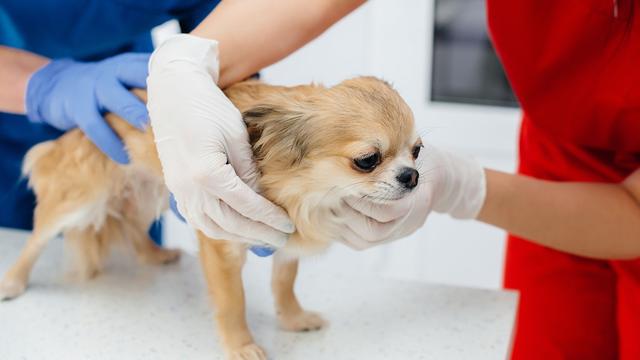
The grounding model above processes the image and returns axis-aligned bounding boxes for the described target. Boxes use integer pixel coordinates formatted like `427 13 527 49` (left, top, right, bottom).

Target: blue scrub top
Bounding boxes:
0 0 220 231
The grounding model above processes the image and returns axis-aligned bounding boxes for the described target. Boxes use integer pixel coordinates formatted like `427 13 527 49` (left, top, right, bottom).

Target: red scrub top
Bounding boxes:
487 0 640 359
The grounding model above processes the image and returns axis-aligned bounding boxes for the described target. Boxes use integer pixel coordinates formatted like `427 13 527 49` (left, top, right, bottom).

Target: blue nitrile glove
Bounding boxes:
26 53 151 164
250 246 275 257
170 193 275 257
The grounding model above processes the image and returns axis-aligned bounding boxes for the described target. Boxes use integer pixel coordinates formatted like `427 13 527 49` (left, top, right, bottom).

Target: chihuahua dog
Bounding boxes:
0 77 421 360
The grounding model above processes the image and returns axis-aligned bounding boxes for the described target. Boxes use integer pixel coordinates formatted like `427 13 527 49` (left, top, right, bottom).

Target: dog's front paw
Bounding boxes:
226 343 267 360
278 310 327 332
0 276 27 300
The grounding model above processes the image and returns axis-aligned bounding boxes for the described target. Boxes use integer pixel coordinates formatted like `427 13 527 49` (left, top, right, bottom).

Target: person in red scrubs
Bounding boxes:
486 1 640 359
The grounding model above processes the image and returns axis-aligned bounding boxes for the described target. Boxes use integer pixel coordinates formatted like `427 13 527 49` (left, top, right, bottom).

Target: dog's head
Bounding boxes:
229 77 421 254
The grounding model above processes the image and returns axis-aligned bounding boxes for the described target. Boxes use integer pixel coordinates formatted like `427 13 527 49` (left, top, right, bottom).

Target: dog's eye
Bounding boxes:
354 152 381 172
412 144 423 159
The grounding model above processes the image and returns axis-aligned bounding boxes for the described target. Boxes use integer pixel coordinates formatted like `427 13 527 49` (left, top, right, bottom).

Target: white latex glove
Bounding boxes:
338 145 486 250
147 34 294 247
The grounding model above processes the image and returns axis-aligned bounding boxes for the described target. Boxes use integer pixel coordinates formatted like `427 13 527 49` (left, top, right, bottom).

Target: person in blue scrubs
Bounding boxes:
0 0 219 241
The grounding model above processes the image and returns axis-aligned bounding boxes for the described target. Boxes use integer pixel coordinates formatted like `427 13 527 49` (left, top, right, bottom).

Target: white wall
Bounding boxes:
164 0 521 289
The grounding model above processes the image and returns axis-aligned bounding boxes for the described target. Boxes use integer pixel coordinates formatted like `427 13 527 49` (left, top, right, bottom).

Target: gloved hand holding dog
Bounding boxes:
147 35 295 249
26 53 150 164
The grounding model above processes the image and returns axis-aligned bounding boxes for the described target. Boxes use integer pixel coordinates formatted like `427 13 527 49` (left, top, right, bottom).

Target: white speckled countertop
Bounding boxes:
0 227 517 360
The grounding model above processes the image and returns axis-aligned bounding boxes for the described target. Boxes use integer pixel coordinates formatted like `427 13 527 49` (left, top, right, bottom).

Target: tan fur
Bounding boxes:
0 78 418 360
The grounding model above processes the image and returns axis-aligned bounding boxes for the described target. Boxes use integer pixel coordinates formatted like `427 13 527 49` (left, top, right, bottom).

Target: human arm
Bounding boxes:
0 46 48 114
341 143 640 260
192 0 365 88
477 168 640 259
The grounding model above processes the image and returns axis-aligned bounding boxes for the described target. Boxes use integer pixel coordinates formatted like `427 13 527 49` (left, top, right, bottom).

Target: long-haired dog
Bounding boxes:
0 77 422 360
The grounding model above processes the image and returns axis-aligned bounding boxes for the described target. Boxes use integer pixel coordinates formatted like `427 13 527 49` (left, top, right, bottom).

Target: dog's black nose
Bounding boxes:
396 167 419 189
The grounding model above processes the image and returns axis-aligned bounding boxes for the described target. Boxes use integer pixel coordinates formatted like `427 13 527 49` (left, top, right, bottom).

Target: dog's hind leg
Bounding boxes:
64 226 108 281
126 221 180 265
272 253 326 332
0 206 61 300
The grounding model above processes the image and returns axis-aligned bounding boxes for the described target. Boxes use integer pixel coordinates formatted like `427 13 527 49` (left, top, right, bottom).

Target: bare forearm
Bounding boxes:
477 169 640 259
0 46 49 114
192 0 365 88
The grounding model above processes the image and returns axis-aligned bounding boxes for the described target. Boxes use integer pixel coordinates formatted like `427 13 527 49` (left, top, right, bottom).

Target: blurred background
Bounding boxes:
159 0 521 289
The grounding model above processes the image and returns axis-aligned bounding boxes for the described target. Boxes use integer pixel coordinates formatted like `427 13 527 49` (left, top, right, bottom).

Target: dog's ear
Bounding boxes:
242 105 278 146
242 104 311 167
